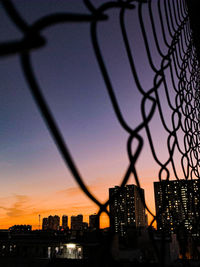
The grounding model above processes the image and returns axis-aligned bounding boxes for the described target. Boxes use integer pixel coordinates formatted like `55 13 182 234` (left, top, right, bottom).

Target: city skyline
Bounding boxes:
3 183 149 231
0 0 162 230
0 182 149 230
0 0 193 232
6 177 200 235
0 0 199 265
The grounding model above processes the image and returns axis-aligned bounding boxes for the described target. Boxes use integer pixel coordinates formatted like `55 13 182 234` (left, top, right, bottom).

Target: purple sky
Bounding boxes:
0 0 187 228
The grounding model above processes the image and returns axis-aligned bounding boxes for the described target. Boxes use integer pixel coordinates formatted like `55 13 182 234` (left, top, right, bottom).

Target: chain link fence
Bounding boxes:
1 0 200 266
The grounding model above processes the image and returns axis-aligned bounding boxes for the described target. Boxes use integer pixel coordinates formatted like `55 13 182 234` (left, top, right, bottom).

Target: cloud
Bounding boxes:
57 186 82 197
0 194 30 217
0 191 110 229
57 184 99 198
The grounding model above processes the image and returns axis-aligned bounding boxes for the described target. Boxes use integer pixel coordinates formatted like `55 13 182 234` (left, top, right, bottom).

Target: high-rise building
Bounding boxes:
42 218 48 230
53 215 60 230
62 215 68 230
109 185 146 238
48 216 54 230
71 215 83 231
154 179 200 236
42 215 60 231
89 214 99 230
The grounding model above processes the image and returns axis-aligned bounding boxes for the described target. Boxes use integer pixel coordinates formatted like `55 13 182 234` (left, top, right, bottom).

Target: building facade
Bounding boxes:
42 215 60 231
62 215 68 230
71 215 83 231
154 179 200 236
109 185 146 238
42 218 48 231
89 214 99 230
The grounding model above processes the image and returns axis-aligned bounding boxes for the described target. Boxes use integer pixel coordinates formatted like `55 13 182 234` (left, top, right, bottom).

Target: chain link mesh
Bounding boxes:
0 0 199 265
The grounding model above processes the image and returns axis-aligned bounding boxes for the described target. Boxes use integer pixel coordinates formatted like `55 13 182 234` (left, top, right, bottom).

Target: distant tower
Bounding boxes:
42 217 48 230
89 214 99 230
52 215 60 230
42 215 60 230
62 215 68 230
71 214 83 230
39 214 41 230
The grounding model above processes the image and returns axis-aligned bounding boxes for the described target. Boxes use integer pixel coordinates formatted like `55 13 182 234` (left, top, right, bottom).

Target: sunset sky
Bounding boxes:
0 0 186 229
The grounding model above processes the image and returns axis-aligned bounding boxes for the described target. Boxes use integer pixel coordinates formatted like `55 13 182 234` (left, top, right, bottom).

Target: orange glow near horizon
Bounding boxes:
0 152 160 230
0 0 187 234
0 179 157 230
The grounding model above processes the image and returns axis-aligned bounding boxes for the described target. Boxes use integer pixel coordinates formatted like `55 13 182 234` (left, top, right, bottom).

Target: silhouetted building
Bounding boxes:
9 225 32 232
89 214 99 230
42 218 48 230
154 179 200 236
42 215 60 231
109 185 146 238
71 215 83 231
82 222 88 231
62 215 68 230
48 216 54 230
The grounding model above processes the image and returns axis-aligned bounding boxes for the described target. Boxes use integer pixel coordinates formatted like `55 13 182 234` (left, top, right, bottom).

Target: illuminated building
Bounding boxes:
109 185 146 238
154 179 200 236
0 231 84 260
62 215 68 230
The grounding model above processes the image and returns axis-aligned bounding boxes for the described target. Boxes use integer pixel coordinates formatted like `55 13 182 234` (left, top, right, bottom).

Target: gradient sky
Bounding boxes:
0 0 186 229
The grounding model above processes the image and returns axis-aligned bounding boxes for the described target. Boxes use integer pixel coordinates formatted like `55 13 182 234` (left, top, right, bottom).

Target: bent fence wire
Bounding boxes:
0 0 200 265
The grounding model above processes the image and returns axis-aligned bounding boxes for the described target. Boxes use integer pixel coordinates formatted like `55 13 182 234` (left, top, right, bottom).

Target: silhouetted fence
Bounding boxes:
1 0 200 266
